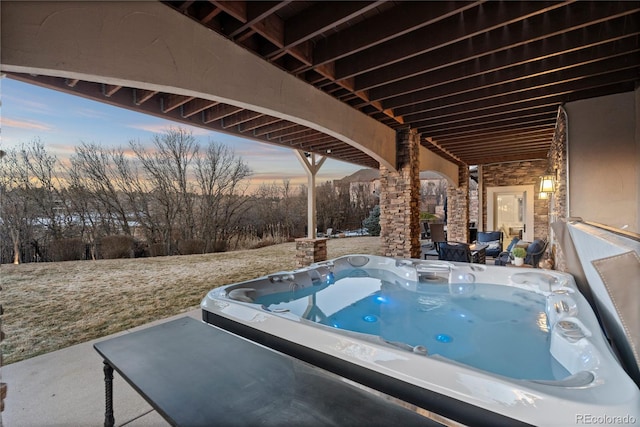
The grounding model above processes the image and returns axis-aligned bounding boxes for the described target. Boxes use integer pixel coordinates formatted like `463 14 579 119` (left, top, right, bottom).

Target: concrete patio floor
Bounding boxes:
3 309 201 427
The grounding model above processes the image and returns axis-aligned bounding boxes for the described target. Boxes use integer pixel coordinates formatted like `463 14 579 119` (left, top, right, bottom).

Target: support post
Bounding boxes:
294 150 328 267
294 150 326 239
446 166 470 243
379 128 421 259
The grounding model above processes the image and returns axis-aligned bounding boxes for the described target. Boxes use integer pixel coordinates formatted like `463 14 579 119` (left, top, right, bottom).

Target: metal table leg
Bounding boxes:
103 361 115 427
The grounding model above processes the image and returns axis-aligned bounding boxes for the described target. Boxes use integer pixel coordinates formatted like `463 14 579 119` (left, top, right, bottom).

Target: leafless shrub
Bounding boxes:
148 243 167 257
100 235 134 259
49 238 85 262
234 233 291 250
132 240 149 258
177 239 205 255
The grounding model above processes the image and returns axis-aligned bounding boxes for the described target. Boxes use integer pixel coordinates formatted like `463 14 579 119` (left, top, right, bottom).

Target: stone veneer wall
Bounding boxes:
446 166 469 243
550 107 569 271
379 128 421 259
295 238 327 267
469 186 479 226
482 159 550 241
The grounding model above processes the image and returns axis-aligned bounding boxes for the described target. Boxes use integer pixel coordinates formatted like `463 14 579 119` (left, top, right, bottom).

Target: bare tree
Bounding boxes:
68 143 133 235
19 140 68 240
0 141 75 263
131 128 198 254
194 140 252 251
0 130 366 263
0 148 32 264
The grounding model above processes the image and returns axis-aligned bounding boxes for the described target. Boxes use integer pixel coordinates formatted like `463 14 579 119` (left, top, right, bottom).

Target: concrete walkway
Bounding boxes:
3 309 201 427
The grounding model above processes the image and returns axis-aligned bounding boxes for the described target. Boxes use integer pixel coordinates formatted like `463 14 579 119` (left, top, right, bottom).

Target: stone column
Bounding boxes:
295 238 328 267
379 128 421 259
550 107 568 271
446 166 469 243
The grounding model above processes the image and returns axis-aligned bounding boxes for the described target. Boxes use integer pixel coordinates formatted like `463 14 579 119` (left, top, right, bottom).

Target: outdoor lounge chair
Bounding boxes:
477 231 503 258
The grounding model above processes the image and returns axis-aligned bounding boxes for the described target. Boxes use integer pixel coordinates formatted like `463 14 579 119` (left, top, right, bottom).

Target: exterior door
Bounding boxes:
487 185 534 242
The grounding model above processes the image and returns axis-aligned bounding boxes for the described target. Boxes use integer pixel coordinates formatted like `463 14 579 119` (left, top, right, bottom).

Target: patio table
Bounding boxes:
93 317 438 427
469 242 488 264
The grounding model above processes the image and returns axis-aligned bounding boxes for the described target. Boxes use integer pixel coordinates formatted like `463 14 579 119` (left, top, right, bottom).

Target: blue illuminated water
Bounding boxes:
254 269 570 380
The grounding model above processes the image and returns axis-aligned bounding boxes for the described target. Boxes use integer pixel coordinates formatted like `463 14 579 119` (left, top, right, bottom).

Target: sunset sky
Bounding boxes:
0 78 363 188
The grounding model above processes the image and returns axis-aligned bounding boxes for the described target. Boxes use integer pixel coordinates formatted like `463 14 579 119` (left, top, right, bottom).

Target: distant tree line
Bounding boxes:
0 128 378 264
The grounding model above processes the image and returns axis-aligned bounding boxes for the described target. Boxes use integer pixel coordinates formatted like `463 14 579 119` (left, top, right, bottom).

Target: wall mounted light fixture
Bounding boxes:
538 169 556 199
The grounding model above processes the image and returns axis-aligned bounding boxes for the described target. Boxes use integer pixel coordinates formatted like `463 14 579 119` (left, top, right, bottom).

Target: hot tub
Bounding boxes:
201 255 640 426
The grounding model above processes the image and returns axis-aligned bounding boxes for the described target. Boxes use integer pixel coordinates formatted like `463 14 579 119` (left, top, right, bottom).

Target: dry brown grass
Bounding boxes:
1 236 380 364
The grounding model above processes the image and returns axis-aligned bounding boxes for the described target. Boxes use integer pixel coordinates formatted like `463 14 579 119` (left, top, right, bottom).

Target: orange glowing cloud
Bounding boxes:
2 117 53 131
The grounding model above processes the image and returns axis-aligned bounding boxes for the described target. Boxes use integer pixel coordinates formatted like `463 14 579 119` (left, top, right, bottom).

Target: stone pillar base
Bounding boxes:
295 238 328 267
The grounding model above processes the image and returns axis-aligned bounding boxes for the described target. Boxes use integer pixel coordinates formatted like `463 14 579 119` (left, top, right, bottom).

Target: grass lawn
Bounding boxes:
1 236 380 364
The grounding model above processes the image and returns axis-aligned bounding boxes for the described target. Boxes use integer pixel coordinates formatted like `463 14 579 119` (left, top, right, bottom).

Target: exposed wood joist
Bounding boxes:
4 0 637 171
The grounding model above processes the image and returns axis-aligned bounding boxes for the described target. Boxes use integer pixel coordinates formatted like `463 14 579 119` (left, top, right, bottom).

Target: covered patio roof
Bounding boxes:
3 1 639 168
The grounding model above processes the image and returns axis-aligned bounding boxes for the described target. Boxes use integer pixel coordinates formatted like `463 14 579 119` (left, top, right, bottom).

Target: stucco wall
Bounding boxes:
565 91 639 233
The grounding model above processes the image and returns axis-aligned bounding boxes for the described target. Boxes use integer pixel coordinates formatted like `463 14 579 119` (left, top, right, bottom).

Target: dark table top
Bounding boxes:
469 242 488 252
94 317 438 427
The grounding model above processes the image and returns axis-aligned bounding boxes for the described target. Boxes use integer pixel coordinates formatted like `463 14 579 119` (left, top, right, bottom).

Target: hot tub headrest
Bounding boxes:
228 288 257 303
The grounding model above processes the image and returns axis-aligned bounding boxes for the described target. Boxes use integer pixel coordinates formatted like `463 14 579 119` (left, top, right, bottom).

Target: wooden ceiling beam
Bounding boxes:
162 94 195 113
252 121 297 137
394 51 639 117
211 1 247 23
307 2 482 70
102 84 122 97
229 1 291 38
267 125 308 139
417 110 558 137
441 140 552 155
182 99 218 118
415 103 560 132
222 110 263 129
203 104 243 123
437 129 554 147
372 19 640 104
265 1 384 62
134 89 158 106
464 150 550 165
280 132 331 144
238 115 282 132
384 42 640 112
428 120 555 141
452 145 552 158
335 1 567 81
354 3 640 92
405 68 639 123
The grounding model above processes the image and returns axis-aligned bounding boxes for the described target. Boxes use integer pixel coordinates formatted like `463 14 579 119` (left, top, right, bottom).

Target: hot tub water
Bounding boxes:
255 268 570 381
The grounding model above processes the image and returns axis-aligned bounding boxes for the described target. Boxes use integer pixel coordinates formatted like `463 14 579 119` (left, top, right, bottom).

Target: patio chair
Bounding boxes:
438 241 473 263
525 238 548 267
423 222 446 259
420 221 430 240
477 231 503 258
